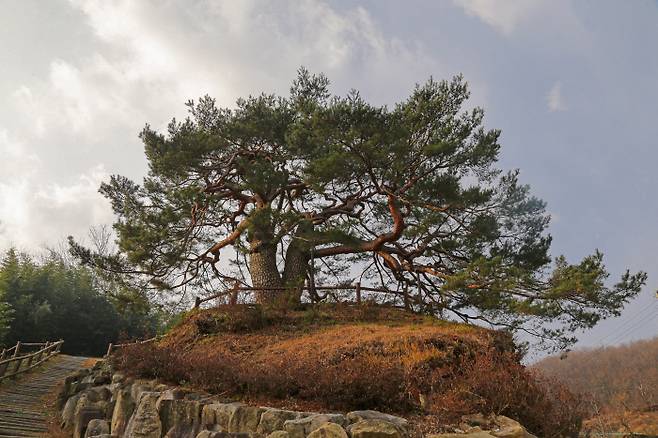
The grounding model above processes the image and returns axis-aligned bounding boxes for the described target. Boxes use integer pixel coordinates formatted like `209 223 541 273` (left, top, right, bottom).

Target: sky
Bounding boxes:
0 0 656 350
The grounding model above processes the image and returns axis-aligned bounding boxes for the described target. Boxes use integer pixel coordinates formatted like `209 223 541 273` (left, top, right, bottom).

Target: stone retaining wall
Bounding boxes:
57 361 536 438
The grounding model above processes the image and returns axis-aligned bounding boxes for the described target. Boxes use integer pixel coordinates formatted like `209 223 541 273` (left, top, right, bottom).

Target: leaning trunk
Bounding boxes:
282 222 313 306
282 241 309 306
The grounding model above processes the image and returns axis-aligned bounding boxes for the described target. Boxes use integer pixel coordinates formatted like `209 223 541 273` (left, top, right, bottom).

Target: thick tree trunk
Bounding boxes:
247 207 283 305
249 240 282 304
282 240 309 305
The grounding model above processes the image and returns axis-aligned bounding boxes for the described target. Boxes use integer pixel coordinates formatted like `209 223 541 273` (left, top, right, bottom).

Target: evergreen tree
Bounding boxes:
0 249 15 345
0 249 159 355
72 69 646 349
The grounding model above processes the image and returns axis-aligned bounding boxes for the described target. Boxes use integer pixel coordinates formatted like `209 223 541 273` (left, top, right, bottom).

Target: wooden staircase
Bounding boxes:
0 343 88 437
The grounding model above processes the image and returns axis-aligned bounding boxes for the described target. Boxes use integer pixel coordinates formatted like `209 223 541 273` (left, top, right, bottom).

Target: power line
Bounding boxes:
595 300 658 345
605 301 658 345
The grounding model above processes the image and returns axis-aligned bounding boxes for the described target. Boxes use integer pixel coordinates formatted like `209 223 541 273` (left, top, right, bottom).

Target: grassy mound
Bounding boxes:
112 303 586 437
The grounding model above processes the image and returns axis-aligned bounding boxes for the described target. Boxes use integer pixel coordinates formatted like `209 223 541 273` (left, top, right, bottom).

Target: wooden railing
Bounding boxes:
193 282 417 309
106 336 160 357
105 283 416 357
0 340 63 382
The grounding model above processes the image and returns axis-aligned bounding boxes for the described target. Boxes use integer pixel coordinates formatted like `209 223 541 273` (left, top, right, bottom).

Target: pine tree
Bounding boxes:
72 69 646 350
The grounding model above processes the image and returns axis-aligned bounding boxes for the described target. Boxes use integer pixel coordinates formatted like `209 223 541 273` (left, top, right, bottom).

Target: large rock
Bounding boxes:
74 407 107 438
165 424 202 438
195 432 251 438
266 432 291 438
86 385 112 404
159 388 193 402
228 405 265 433
201 403 243 432
158 398 202 437
84 419 110 437
112 372 126 384
284 414 347 438
61 393 81 429
131 382 156 403
460 414 492 429
346 411 408 430
110 385 135 436
346 420 405 438
426 434 496 438
490 416 536 438
72 393 109 438
83 370 112 386
257 408 307 435
200 402 264 434
307 422 348 438
124 392 162 438
59 369 91 409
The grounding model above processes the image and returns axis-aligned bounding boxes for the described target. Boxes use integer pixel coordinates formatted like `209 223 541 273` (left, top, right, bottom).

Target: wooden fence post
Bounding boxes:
106 343 113 357
0 350 6 378
12 358 21 375
194 296 201 309
11 341 21 375
12 341 20 358
355 282 362 304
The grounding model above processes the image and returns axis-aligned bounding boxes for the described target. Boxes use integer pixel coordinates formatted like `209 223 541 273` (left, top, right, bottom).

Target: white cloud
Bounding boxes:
547 82 568 112
0 129 40 179
0 159 112 252
10 0 443 150
64 0 443 106
453 0 545 35
1 113 113 253
1 0 447 252
453 0 591 52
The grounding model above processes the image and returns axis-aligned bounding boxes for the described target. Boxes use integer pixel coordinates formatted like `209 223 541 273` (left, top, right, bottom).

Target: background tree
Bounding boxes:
72 69 646 350
0 248 159 356
535 335 658 413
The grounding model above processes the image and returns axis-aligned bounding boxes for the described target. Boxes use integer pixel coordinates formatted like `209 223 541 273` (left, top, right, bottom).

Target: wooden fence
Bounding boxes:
106 336 160 357
105 283 416 357
0 340 63 382
193 282 416 309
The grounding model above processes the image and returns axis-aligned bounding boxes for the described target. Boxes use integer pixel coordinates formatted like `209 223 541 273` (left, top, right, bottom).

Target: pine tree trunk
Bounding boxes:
282 221 313 306
249 240 282 304
247 207 283 305
282 241 309 305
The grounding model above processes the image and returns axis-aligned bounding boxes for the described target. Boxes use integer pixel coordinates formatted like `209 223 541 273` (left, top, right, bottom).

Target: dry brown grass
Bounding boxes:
81 357 102 367
112 304 586 437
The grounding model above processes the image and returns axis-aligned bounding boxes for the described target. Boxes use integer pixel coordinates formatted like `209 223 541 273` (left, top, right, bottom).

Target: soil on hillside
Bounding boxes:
111 303 586 437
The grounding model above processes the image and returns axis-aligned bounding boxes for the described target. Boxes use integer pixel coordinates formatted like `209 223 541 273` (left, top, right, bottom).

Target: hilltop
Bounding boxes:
534 336 658 435
111 303 586 437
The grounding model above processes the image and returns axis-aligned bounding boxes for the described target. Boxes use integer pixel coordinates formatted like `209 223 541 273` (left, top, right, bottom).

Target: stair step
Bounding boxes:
0 355 89 436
